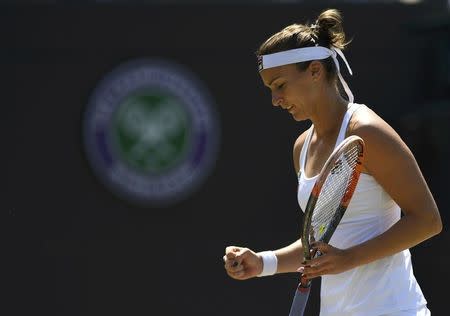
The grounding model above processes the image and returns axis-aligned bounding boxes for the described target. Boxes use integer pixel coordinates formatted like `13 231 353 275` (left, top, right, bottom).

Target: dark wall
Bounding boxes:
5 4 449 316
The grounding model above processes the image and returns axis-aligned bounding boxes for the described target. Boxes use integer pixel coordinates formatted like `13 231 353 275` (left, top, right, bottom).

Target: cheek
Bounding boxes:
290 80 313 100
289 82 312 104
300 81 316 99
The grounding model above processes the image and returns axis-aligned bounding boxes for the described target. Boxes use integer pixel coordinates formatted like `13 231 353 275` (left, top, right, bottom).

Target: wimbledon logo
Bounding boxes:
83 59 220 207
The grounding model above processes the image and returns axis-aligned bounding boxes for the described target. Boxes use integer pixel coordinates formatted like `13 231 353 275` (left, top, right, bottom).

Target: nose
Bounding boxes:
272 93 283 107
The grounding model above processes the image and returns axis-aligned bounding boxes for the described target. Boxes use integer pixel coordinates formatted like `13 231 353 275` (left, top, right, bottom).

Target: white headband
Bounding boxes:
258 46 354 103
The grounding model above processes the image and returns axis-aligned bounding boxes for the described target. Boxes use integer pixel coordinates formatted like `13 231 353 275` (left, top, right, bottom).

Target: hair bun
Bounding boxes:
315 9 347 50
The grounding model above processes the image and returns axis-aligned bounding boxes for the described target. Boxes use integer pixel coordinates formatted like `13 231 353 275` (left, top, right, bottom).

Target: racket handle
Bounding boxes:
288 282 311 316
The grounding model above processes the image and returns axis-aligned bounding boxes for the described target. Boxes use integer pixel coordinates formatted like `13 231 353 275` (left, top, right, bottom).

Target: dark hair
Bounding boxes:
256 9 350 81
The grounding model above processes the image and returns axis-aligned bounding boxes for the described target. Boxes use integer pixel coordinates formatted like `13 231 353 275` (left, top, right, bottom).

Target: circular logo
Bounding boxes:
83 59 220 207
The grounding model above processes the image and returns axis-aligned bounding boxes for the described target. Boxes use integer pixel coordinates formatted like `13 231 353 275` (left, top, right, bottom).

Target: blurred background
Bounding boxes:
4 0 449 315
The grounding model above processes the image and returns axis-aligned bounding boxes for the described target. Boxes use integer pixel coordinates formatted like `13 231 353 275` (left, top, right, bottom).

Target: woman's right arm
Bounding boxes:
223 131 308 279
273 239 304 273
274 131 309 273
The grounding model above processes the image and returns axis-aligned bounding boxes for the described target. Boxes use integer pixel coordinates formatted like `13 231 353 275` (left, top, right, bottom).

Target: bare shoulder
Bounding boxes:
293 128 311 175
348 105 392 134
346 105 441 232
348 105 406 147
347 105 414 176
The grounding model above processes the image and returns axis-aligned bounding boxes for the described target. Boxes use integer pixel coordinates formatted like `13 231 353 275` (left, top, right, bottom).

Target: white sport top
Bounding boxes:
297 103 427 316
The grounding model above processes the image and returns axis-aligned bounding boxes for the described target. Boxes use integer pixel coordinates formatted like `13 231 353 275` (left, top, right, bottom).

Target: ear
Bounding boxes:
308 61 323 81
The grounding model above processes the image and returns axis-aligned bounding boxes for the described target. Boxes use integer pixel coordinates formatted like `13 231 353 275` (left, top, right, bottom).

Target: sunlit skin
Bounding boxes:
260 61 346 124
260 61 361 177
223 61 441 282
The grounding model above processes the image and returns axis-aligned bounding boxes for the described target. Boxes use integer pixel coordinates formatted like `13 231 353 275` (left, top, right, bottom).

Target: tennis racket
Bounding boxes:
288 135 365 316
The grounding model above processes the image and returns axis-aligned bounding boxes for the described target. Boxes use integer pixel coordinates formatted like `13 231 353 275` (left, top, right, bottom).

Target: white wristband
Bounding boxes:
257 251 278 277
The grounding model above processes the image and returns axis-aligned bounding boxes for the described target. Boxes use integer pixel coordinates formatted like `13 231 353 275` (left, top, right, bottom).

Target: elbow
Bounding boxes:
432 215 443 236
427 211 442 237
414 208 442 238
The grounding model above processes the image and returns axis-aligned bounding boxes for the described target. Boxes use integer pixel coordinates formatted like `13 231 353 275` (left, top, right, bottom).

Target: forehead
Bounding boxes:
259 64 300 86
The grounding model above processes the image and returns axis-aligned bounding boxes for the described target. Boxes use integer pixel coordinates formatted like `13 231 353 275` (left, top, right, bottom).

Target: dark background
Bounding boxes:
4 2 449 315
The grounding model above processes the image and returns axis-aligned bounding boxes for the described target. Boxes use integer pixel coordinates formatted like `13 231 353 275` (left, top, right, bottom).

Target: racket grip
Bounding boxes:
288 282 311 316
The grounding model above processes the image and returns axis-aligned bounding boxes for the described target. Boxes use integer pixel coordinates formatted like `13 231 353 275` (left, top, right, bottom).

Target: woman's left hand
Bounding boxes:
297 241 356 279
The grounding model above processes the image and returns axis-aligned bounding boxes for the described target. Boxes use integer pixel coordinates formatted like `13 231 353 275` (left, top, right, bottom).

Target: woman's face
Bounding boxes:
260 63 319 121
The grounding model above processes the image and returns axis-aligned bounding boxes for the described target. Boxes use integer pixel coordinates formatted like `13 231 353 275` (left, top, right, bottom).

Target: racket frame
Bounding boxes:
299 135 365 287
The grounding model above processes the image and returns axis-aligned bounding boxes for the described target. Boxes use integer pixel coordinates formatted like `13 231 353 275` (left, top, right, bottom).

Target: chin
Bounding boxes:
291 112 307 122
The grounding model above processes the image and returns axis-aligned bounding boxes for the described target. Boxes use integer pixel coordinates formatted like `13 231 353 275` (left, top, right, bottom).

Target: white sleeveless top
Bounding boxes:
297 103 427 316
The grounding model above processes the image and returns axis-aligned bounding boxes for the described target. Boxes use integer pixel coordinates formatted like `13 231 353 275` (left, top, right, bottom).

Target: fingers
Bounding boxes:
225 246 243 256
302 262 331 279
223 257 247 280
296 256 327 278
224 246 241 262
223 246 245 279
223 246 259 280
224 246 253 265
311 241 331 254
297 242 349 279
223 246 244 266
223 255 241 270
226 263 247 279
296 242 334 279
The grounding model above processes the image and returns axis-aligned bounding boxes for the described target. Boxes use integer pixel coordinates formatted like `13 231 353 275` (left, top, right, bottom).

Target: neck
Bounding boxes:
310 89 349 139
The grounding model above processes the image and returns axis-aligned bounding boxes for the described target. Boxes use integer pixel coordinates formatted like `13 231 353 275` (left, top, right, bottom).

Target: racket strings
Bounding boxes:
310 144 361 241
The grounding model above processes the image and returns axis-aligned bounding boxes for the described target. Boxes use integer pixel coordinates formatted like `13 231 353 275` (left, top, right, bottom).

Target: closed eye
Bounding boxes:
275 82 286 90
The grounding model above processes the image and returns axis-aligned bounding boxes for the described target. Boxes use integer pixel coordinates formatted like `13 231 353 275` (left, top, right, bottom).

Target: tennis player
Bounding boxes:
223 9 442 316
